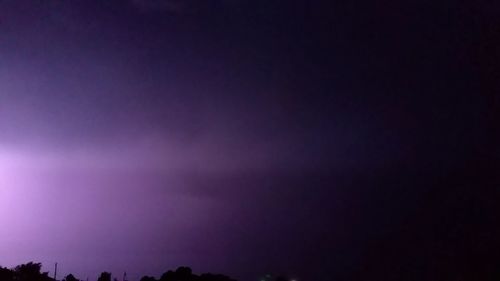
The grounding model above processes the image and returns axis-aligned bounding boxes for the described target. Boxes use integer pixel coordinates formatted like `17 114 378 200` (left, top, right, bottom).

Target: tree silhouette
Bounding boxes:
160 270 175 281
175 267 192 280
1 263 238 281
199 273 236 281
140 276 157 281
160 267 194 281
0 266 14 281
15 262 42 278
97 272 111 281
13 262 52 281
63 273 79 281
157 267 236 281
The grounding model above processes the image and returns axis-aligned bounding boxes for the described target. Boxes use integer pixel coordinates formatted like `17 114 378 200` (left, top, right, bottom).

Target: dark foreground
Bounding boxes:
0 262 293 281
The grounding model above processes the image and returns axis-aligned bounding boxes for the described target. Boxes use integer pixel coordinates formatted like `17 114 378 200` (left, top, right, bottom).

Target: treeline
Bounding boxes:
138 266 236 281
0 262 240 281
0 262 53 281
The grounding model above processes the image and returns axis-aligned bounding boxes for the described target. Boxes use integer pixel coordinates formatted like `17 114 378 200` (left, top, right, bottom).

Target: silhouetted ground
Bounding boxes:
1 262 285 281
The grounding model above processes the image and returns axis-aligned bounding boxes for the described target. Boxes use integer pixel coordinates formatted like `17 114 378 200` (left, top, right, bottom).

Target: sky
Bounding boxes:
0 1 497 281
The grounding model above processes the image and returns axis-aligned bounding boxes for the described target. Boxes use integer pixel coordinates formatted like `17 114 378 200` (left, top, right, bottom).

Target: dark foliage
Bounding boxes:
0 263 240 281
156 266 237 281
0 266 14 281
0 262 53 281
63 274 79 281
97 272 111 281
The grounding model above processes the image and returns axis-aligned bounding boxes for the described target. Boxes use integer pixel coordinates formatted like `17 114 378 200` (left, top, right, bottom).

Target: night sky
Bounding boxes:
0 1 497 281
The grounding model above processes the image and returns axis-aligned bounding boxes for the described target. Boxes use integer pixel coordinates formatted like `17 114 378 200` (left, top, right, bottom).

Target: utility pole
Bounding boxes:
54 263 58 281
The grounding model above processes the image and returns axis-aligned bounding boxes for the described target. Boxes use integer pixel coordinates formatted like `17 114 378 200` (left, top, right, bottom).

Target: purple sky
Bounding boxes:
0 1 494 281
0 2 342 280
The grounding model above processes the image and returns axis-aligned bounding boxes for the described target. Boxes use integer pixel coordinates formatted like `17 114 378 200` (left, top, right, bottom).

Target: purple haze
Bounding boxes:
1 1 491 281
0 1 344 280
